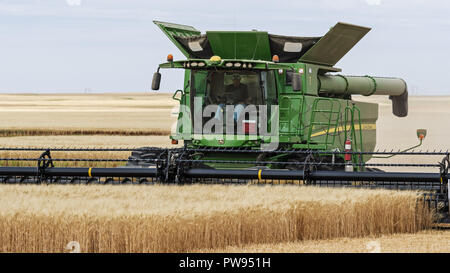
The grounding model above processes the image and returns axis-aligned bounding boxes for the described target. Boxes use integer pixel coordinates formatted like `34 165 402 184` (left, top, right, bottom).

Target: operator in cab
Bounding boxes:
225 74 248 103
214 74 249 122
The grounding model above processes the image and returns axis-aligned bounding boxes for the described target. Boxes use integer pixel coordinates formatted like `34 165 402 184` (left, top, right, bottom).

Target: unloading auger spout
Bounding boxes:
318 75 408 117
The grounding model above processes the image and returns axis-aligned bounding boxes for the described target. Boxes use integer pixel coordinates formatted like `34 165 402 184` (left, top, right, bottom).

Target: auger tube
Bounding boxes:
318 75 408 117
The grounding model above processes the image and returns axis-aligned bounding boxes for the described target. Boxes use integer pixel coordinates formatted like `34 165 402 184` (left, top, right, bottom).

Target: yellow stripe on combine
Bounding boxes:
310 123 376 138
258 169 262 181
88 167 93 178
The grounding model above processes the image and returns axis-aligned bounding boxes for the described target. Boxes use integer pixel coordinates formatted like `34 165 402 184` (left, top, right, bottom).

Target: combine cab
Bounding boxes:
0 21 448 220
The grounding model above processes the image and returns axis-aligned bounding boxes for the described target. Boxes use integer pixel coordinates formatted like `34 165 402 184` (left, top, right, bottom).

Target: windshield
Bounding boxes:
191 70 277 105
190 70 277 135
192 71 259 104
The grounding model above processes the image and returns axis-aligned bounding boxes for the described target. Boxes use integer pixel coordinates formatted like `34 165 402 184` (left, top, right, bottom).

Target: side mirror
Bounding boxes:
292 72 302 91
416 129 427 140
152 71 161 90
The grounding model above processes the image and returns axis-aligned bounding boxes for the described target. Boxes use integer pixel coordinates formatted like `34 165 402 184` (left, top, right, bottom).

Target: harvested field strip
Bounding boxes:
0 128 170 137
0 185 434 253
203 230 450 253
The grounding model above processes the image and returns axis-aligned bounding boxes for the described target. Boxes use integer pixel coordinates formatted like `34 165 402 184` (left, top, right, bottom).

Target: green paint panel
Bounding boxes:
300 22 371 66
153 21 201 57
206 31 272 61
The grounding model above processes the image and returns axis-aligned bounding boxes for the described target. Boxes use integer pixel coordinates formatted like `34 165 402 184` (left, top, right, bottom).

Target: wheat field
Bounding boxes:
0 185 433 253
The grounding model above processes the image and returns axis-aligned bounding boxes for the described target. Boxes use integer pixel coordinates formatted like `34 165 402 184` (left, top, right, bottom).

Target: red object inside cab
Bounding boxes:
243 120 256 134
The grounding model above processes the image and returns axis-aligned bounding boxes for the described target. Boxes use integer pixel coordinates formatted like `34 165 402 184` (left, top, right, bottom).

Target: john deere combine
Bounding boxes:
143 21 409 171
0 21 448 218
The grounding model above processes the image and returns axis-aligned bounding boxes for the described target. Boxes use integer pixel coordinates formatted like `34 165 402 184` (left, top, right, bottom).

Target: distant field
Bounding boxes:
0 93 177 132
0 93 179 166
0 128 169 137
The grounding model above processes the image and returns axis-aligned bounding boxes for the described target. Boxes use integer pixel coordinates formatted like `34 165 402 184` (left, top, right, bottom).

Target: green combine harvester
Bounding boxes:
141 21 411 171
0 21 448 219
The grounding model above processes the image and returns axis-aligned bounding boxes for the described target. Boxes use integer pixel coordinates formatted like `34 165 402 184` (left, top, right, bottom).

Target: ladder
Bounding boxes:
307 98 341 149
344 104 364 171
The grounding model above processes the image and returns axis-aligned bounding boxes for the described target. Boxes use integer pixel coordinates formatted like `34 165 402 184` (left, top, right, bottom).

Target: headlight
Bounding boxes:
234 62 242 68
198 62 206 67
190 62 198 67
210 55 221 62
225 62 233 67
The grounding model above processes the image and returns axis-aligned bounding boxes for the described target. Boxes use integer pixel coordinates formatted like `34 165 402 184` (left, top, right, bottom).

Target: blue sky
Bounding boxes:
0 0 449 94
